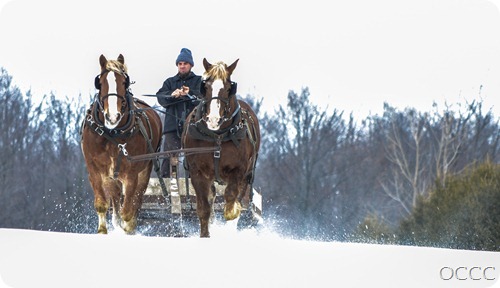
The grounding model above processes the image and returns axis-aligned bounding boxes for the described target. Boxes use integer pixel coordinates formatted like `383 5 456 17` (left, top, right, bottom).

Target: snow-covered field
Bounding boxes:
0 226 498 288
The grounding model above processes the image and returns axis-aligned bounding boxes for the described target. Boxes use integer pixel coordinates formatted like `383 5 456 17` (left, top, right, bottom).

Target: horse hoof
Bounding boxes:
121 219 137 234
97 227 108 234
224 201 242 221
122 226 136 235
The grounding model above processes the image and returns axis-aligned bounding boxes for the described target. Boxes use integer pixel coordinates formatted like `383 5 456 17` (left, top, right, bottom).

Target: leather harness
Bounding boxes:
82 91 169 197
185 97 258 185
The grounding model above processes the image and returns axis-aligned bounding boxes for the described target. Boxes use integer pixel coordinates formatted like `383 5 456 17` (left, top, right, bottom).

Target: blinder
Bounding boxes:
94 70 131 90
94 74 101 90
200 79 237 97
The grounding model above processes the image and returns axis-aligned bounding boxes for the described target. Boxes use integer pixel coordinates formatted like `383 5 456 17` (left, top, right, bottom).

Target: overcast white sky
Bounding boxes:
1 0 500 119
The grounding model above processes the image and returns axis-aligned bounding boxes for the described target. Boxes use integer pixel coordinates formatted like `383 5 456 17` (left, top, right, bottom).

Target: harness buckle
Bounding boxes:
214 150 221 158
230 121 244 134
86 114 95 126
95 127 104 136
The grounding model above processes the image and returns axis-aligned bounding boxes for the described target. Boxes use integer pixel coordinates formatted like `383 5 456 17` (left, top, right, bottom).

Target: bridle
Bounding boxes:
198 78 239 127
96 93 129 120
89 69 135 135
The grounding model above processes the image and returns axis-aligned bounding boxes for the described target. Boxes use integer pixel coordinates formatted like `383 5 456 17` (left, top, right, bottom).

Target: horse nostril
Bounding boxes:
105 113 121 123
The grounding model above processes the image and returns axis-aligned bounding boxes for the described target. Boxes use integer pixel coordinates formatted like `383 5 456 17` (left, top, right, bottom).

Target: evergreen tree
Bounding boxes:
398 162 500 251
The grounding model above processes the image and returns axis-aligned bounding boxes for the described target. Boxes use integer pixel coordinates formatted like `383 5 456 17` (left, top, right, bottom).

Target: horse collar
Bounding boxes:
88 91 137 138
189 106 246 148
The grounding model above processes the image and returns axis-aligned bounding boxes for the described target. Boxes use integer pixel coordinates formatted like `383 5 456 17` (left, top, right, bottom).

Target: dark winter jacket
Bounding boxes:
156 72 202 134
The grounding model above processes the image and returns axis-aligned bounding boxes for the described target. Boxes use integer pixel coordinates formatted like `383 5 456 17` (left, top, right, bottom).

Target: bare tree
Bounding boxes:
429 102 473 187
382 105 430 209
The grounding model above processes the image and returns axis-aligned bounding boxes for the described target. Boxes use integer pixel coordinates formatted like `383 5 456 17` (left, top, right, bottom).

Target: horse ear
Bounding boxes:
99 54 107 70
203 58 212 72
117 54 125 64
227 59 239 75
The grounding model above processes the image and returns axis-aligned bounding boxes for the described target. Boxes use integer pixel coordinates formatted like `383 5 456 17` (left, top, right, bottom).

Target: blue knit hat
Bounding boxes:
176 48 194 66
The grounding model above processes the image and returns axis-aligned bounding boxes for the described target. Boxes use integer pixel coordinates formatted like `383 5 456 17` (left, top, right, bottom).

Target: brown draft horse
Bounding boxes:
81 54 162 234
182 58 261 237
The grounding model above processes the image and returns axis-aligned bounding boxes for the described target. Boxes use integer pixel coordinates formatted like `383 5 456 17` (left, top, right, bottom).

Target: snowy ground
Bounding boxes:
0 225 499 288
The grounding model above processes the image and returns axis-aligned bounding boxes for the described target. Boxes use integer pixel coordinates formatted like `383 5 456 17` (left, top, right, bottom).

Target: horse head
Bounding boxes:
200 58 239 131
95 54 131 130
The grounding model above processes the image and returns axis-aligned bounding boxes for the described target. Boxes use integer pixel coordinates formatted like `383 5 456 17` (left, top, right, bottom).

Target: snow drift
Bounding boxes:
0 228 498 288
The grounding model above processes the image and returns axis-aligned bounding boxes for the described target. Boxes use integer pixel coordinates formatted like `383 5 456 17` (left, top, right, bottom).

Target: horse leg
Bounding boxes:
120 166 149 234
191 174 213 237
110 182 122 231
101 177 122 232
223 177 242 221
119 177 138 234
94 195 109 234
208 183 217 224
90 176 111 234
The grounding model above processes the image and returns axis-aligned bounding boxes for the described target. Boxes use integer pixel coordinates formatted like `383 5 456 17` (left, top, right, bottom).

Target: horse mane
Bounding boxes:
203 61 228 80
105 59 128 74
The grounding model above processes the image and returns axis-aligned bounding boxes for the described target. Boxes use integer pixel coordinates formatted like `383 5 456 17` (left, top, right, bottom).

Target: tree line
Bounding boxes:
0 68 498 250
253 87 499 250
0 68 94 233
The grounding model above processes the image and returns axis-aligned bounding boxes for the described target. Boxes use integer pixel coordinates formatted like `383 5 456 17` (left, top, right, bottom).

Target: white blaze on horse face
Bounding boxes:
104 72 121 129
206 79 224 130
